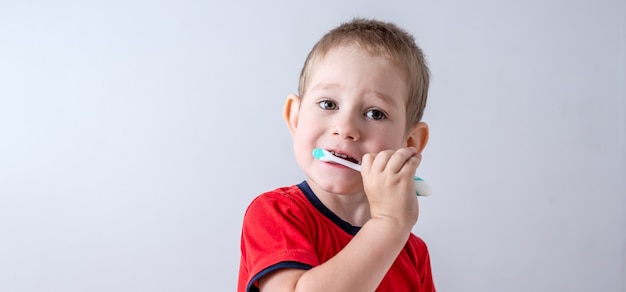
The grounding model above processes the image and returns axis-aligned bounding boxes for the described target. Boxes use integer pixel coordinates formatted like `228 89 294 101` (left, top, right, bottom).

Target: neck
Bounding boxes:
307 179 371 226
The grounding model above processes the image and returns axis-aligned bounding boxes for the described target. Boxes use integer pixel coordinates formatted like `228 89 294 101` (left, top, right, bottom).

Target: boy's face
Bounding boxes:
284 45 426 195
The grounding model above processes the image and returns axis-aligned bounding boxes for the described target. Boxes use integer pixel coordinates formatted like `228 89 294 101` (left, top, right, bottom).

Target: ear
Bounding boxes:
283 94 301 136
406 122 429 153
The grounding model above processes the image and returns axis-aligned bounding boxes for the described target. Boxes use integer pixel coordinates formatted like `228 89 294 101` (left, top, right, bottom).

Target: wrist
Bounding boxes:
366 216 414 240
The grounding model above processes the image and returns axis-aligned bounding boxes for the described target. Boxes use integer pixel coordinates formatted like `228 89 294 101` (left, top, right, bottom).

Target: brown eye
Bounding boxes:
365 109 386 120
318 100 338 110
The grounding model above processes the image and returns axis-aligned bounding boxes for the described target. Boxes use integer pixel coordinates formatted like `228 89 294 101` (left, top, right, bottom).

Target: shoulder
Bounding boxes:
243 184 314 227
248 185 303 205
245 185 307 214
405 233 432 262
407 233 429 249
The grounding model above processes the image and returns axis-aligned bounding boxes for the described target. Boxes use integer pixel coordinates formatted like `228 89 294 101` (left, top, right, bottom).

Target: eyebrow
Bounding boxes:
308 83 341 92
368 90 398 105
308 83 402 107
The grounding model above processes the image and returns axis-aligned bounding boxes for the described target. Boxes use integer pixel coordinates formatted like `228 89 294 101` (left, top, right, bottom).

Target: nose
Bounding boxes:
332 112 360 141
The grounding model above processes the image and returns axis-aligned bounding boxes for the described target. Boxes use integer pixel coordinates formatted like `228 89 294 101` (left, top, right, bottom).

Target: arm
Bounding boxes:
260 148 421 292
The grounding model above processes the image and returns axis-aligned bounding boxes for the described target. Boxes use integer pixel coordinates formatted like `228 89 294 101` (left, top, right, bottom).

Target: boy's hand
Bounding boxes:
360 147 421 229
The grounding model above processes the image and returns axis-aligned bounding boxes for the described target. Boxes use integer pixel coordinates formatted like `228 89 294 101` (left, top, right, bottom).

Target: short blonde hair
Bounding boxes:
298 18 430 131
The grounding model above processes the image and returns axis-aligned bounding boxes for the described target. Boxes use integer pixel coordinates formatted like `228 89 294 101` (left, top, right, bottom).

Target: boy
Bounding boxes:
238 18 435 291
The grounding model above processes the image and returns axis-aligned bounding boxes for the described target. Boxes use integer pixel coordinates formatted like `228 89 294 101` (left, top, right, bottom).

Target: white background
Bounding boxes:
1 0 624 291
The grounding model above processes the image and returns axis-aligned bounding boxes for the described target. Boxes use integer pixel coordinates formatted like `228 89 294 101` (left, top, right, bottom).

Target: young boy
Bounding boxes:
238 18 435 292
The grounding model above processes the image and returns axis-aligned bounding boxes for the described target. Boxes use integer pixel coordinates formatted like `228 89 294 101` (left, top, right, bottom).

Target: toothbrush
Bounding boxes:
312 148 432 197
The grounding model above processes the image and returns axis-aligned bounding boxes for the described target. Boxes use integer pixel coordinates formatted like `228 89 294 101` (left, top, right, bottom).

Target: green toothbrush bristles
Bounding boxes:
312 148 325 160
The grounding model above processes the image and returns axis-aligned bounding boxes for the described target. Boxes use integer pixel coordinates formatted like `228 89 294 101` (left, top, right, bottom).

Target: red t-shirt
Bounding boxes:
238 181 435 292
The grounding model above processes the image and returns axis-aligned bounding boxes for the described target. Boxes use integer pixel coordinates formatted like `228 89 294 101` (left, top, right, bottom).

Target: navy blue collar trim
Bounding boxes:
297 181 361 235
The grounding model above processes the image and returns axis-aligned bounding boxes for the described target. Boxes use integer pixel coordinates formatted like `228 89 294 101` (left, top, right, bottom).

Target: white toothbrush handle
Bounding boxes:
314 148 431 196
413 177 431 197
338 157 431 196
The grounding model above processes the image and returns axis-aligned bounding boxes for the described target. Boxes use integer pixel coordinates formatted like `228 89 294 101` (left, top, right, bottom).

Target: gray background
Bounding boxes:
1 0 624 291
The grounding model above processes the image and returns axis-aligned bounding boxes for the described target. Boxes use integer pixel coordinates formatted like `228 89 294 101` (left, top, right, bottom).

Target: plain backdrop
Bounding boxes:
1 0 624 291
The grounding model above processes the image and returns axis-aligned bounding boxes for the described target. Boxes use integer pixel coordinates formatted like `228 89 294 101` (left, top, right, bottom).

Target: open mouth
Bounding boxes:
328 150 359 164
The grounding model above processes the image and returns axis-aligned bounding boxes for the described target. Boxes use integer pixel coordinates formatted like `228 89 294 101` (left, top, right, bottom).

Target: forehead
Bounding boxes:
304 44 407 87
305 45 408 100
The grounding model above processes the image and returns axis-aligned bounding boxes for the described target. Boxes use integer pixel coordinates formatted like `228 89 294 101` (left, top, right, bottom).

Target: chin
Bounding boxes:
308 174 363 196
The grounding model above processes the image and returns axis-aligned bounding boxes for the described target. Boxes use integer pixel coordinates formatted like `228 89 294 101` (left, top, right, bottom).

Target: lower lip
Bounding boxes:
321 161 353 170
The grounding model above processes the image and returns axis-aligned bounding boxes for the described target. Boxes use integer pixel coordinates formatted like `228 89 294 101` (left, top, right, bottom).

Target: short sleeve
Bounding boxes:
238 190 320 291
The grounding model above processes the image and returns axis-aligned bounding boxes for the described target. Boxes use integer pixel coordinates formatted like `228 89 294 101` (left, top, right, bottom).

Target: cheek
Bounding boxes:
292 124 318 155
295 115 325 141
376 131 408 149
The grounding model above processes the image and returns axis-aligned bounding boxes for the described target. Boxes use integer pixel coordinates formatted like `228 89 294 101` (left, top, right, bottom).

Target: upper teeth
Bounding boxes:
330 150 350 159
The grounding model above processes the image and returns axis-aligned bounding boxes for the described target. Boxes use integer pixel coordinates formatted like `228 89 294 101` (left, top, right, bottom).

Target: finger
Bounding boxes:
370 150 394 173
398 154 422 177
360 153 375 175
385 148 418 174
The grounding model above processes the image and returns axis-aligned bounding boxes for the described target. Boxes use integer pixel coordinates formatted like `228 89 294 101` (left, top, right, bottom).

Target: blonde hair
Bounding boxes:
298 18 430 131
